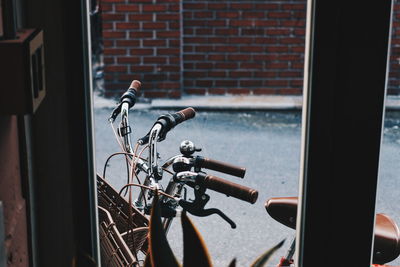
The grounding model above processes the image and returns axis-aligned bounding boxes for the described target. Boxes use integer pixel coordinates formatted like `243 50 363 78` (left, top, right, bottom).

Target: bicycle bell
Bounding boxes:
180 140 201 156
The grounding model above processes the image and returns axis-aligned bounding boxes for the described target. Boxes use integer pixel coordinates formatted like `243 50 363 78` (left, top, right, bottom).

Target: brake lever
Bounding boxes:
178 188 237 229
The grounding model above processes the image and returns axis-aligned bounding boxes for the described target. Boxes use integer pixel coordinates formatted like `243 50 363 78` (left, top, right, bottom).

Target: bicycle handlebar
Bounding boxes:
196 173 258 204
194 156 246 178
109 80 141 122
138 107 196 144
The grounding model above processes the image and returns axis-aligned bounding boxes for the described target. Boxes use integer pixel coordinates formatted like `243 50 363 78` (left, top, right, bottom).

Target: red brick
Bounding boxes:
131 66 154 72
280 38 304 44
102 14 125 21
130 31 153 38
294 29 306 36
215 63 238 69
255 4 279 10
266 29 291 35
143 57 167 64
230 71 252 78
231 3 254 9
157 31 180 38
243 12 266 19
128 14 153 21
278 54 302 61
104 57 115 64
229 37 253 44
240 63 263 69
230 20 255 27
184 37 208 43
227 88 251 95
102 0 124 2
268 12 291 18
116 40 140 46
208 37 227 44
266 46 289 52
208 55 225 61
208 3 228 9
184 71 207 78
168 4 180 11
143 74 168 81
290 46 305 53
101 4 113 11
169 22 180 29
117 57 141 64
242 29 264 35
144 91 168 98
208 88 226 95
115 4 139 12
157 14 180 20
143 22 166 30
215 28 239 35
279 71 303 77
240 80 263 87
240 46 264 53
157 48 180 55
185 55 206 61
195 46 214 52
102 22 113 30
160 65 180 72
194 11 213 18
104 65 127 72
196 80 213 87
215 46 238 52
253 88 276 95
280 20 306 27
196 63 213 69
217 12 240 19
279 88 302 95
143 5 167 12
196 29 213 35
207 20 226 27
103 31 126 38
266 62 288 69
169 39 180 46
104 48 127 55
116 22 139 29
228 55 250 61
103 40 114 47
208 71 226 78
282 4 306 10
216 80 237 87
184 3 206 9
185 88 207 95
255 72 277 78
265 80 289 86
291 80 304 87
130 48 154 55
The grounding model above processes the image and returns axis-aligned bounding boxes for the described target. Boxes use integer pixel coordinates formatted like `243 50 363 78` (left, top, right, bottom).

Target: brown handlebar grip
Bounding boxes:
196 156 246 178
129 80 141 92
202 175 258 204
175 107 196 123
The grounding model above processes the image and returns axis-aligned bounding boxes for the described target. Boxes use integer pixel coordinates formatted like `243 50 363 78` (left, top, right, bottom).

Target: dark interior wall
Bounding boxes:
23 0 98 266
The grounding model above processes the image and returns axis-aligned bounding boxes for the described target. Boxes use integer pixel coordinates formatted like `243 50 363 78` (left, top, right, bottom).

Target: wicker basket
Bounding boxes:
97 175 149 266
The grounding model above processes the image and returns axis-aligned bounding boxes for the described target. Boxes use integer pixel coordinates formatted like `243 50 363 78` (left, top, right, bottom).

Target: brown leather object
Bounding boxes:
129 80 141 92
265 197 400 264
196 156 246 178
202 175 258 204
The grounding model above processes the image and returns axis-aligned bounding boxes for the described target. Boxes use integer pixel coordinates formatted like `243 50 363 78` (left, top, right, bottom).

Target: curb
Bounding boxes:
94 93 400 111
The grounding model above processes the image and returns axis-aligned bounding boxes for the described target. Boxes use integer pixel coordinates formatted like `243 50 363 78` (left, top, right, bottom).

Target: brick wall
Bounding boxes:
100 0 400 98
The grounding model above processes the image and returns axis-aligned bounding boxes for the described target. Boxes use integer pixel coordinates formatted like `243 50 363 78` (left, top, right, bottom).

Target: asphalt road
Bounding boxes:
94 106 400 266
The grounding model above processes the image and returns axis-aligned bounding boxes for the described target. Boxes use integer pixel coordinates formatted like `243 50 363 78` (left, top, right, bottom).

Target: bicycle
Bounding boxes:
97 80 259 266
264 196 400 267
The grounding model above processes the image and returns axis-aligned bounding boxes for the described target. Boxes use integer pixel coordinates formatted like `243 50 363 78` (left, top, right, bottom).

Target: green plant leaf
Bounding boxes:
182 211 213 267
228 258 236 267
148 192 180 267
250 239 285 267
